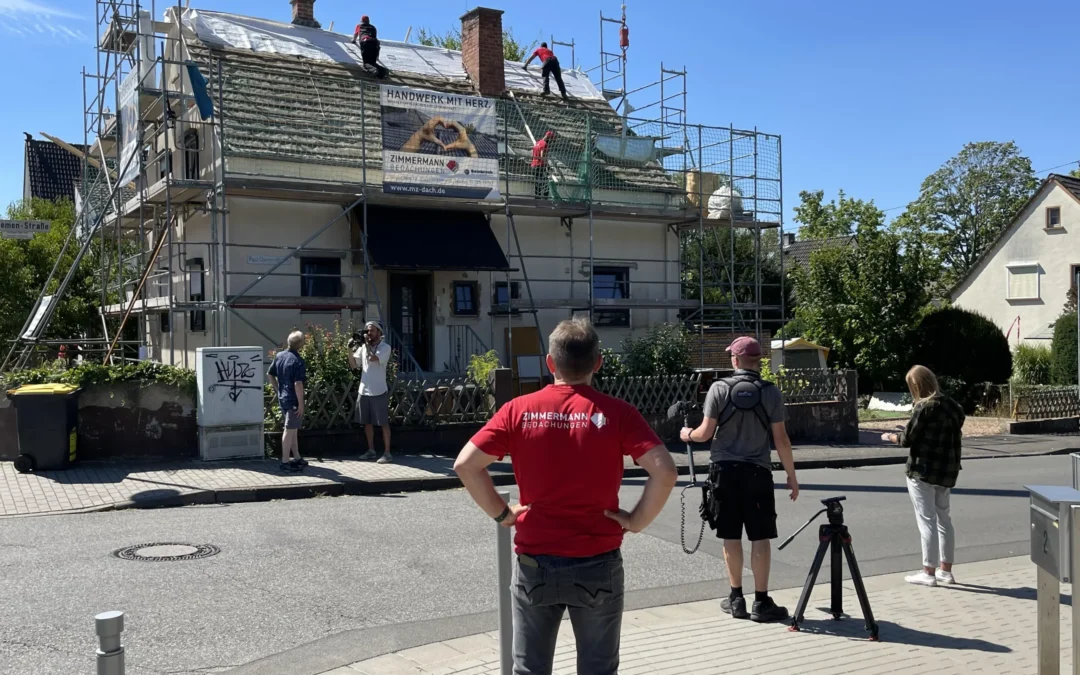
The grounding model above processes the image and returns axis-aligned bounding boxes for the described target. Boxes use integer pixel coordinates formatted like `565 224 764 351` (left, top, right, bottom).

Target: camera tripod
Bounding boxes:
778 496 879 640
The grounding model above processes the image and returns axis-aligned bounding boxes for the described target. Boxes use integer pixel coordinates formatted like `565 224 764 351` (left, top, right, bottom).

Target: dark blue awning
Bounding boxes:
365 206 510 271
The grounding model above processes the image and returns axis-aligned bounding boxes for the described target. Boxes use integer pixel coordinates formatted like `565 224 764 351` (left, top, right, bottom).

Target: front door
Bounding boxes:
389 273 432 372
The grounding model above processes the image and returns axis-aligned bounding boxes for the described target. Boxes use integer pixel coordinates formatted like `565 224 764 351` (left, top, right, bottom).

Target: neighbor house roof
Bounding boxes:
783 235 855 267
174 9 681 197
949 173 1080 300
24 133 86 202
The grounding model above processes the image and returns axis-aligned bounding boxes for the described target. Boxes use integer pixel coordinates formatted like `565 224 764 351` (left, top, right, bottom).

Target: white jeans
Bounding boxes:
906 476 955 569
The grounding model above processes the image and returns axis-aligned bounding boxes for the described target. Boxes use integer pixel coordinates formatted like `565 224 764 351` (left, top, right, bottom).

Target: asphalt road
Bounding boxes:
0 455 1069 675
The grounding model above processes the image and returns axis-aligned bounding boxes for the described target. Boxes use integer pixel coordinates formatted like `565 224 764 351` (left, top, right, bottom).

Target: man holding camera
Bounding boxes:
348 320 393 464
681 336 799 623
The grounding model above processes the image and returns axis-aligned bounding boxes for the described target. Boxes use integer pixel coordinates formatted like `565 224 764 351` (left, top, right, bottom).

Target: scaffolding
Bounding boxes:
5 2 785 378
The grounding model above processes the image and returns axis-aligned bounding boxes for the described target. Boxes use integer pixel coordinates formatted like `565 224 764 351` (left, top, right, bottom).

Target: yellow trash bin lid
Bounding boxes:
7 383 80 396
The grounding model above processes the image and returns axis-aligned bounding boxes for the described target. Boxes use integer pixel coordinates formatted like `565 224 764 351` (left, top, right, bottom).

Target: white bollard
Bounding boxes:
1073 505 1080 675
497 490 512 675
95 611 125 675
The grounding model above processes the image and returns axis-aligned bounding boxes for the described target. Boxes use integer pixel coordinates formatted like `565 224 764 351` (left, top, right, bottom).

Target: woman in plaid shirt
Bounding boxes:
882 366 965 587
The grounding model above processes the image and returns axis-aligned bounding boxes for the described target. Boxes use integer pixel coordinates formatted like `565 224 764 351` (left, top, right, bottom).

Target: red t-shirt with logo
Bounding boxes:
470 384 663 557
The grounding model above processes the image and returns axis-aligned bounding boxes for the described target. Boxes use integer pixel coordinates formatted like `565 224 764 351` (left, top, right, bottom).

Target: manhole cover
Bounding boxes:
113 543 220 562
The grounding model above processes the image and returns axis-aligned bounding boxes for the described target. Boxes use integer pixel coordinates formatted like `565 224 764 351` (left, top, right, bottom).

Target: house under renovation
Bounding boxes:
9 0 784 386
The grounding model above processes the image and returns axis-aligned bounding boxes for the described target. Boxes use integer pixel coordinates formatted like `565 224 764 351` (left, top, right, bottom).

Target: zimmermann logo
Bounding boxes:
591 413 607 429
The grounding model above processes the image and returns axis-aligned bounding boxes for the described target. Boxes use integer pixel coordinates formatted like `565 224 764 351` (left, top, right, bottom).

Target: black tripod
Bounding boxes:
778 496 879 640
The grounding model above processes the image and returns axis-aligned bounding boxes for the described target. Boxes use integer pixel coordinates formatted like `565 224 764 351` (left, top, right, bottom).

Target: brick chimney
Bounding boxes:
460 7 505 97
290 0 321 29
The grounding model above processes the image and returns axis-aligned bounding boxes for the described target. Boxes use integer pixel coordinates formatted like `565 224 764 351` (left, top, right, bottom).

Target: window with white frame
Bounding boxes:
1006 263 1040 300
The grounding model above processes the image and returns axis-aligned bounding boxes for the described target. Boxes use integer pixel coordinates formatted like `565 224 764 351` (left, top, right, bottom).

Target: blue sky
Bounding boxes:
2 0 1078 222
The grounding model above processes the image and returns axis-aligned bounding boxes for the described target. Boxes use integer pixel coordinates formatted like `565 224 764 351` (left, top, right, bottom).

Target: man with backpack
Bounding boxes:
680 336 799 623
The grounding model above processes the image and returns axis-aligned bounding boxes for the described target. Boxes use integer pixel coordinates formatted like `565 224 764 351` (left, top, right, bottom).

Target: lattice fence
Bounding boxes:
774 369 853 404
1012 386 1080 420
265 377 495 431
594 373 704 415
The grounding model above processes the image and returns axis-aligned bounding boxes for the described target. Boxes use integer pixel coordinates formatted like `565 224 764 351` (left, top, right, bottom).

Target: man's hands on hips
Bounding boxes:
604 508 644 533
786 471 799 501
500 503 530 528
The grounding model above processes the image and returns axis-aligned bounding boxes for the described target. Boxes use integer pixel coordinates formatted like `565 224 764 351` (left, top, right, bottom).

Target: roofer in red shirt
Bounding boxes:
455 318 678 675
530 130 555 198
523 42 569 102
352 15 387 79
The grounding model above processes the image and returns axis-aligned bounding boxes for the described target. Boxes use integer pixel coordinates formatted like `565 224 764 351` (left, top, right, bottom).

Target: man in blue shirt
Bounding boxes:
267 330 308 472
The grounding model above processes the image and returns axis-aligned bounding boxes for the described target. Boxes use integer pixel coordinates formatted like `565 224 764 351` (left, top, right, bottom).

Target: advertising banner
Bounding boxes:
380 85 500 200
117 70 141 188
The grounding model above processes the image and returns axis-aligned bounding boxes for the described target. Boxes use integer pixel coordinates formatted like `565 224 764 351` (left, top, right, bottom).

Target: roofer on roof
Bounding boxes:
352 15 388 79
523 42 569 102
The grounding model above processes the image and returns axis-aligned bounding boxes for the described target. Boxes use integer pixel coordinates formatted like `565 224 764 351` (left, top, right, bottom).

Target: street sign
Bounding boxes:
0 220 52 240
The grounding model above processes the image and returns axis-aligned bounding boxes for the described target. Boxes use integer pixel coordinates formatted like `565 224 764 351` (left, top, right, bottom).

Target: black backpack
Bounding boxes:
714 373 774 437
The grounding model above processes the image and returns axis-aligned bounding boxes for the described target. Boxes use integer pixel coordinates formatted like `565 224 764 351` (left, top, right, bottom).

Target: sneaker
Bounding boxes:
905 572 937 587
721 596 749 619
359 450 377 460
376 452 393 464
291 458 309 468
935 570 955 585
279 462 298 473
751 597 790 623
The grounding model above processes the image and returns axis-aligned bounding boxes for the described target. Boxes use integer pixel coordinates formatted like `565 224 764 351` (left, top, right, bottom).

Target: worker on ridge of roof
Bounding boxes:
523 42 569 103
531 131 555 199
352 15 388 79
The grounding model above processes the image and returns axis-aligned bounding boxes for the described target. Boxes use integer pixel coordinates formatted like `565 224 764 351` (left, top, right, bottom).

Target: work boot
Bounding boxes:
721 596 749 619
751 597 789 623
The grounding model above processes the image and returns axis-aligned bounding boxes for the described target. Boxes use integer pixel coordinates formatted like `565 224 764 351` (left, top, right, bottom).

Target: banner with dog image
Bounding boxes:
380 85 501 200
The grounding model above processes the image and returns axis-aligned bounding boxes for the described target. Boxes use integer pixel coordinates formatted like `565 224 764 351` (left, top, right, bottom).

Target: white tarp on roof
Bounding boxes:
177 9 606 101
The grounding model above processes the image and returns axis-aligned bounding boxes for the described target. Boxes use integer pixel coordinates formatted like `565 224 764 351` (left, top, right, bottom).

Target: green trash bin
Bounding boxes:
8 384 80 473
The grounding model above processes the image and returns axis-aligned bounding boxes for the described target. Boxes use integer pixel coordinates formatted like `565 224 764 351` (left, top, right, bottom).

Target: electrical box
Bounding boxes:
196 347 265 427
1026 485 1080 583
199 424 264 461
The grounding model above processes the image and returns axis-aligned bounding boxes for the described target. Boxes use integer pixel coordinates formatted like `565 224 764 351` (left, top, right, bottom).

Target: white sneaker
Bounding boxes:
376 452 393 464
936 570 955 585
359 450 377 460
905 572 937 587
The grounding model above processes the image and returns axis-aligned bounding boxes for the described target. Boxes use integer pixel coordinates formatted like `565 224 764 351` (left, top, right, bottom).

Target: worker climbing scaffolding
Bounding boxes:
353 15 388 79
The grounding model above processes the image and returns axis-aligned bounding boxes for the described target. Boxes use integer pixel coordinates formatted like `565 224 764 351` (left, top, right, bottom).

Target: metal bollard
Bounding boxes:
497 490 512 675
95 611 125 675
1074 505 1080 675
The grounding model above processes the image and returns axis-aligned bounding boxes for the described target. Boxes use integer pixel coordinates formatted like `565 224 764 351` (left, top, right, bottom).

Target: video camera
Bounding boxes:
348 332 364 349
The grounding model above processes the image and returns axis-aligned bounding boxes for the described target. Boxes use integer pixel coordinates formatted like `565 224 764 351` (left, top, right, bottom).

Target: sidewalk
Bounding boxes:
1 434 1075 518
325 556 1073 675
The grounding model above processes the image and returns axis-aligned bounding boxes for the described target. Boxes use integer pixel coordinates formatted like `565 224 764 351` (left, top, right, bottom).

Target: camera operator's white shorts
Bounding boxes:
356 393 389 426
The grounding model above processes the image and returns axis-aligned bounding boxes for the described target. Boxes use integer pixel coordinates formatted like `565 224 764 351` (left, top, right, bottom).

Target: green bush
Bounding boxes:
911 308 1012 385
621 323 692 376
467 350 501 384
597 346 628 379
1012 343 1053 385
0 360 197 399
1051 312 1078 385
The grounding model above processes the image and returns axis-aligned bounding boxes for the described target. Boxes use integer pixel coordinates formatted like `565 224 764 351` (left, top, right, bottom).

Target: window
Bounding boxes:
187 259 206 332
1071 265 1080 293
1046 207 1062 229
493 281 520 305
592 266 630 327
300 257 341 298
159 312 171 334
452 281 479 316
1006 263 1040 301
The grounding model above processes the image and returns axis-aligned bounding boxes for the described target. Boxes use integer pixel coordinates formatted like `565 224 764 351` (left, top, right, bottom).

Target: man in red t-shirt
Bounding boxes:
455 318 677 675
523 42 569 102
530 131 555 199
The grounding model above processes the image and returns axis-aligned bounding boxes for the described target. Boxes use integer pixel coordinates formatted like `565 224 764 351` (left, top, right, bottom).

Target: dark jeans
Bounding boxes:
541 57 568 99
359 38 385 78
512 549 624 675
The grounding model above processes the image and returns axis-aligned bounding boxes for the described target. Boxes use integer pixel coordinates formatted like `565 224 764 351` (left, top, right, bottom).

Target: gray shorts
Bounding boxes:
284 408 303 430
356 393 389 426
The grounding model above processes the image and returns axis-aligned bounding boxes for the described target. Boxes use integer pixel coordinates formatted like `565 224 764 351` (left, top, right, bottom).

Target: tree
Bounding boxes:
911 308 1012 385
790 217 935 388
897 141 1037 288
1 198 105 352
417 26 536 62
1070 167 1080 179
1050 312 1078 385
793 189 884 240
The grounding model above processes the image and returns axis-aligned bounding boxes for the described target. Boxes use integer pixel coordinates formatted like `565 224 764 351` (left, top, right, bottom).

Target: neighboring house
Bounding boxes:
23 133 86 202
951 173 1080 344
781 232 856 268
87 2 780 375
769 338 829 371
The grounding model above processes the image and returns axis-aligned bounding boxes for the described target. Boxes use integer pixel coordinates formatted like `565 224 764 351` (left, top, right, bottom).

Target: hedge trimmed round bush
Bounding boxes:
911 308 1012 385
1051 312 1078 385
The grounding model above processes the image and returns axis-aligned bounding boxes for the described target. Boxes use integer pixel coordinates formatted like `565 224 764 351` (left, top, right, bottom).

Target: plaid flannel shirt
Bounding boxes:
899 393 965 488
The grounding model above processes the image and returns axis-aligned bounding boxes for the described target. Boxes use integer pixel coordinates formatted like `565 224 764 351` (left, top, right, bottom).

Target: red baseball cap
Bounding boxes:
726 336 762 357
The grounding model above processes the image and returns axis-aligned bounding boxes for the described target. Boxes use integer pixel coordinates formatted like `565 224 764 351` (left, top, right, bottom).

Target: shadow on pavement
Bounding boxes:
947 584 1072 606
793 616 1012 652
777 483 1031 499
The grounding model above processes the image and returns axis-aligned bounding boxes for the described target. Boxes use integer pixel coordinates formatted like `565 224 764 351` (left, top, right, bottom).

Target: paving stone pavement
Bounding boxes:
0 455 464 517
330 556 1073 675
